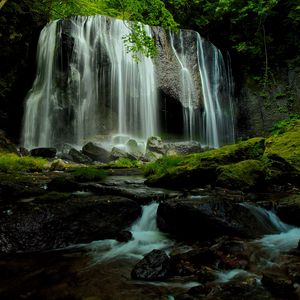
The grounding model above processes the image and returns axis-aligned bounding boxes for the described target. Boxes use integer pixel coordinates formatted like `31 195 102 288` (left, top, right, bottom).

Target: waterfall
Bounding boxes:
22 15 235 149
167 30 235 147
22 15 158 149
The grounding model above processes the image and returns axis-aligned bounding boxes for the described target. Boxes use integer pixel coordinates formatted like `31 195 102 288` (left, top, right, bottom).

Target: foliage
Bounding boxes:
0 153 47 173
270 114 300 135
70 166 106 182
51 0 178 60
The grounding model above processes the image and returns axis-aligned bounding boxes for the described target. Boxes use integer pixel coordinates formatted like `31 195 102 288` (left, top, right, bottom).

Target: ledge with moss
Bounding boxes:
144 121 300 191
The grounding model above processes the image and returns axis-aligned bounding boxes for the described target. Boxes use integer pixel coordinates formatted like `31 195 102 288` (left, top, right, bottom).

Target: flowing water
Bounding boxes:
88 202 172 262
22 15 235 150
23 16 158 149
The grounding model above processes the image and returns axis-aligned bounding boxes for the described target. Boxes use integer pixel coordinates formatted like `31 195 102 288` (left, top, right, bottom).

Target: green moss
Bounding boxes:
265 120 300 171
216 160 267 191
70 166 106 182
144 138 265 187
108 158 142 168
0 153 48 173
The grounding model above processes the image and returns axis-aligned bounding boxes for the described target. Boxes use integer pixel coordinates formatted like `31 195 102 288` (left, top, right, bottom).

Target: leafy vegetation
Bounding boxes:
0 153 47 173
270 114 300 135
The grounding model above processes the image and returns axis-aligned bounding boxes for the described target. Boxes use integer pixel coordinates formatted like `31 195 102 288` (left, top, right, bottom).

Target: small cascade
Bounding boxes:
89 203 171 262
241 203 291 233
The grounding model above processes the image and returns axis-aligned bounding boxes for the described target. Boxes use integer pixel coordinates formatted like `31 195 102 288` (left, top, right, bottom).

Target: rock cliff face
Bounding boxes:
236 68 300 138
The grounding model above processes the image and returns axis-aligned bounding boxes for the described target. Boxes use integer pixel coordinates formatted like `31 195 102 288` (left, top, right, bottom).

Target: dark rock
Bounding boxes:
131 249 171 280
47 176 79 192
30 147 57 158
298 240 300 250
0 195 141 253
19 146 30 156
166 141 202 156
69 148 93 164
0 130 18 153
276 194 300 227
188 284 211 297
82 142 111 162
157 198 281 241
110 147 129 160
261 272 295 297
116 230 133 243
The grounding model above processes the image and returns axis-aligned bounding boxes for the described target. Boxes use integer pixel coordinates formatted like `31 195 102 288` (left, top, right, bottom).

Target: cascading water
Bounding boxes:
22 15 158 149
89 203 171 262
168 30 235 147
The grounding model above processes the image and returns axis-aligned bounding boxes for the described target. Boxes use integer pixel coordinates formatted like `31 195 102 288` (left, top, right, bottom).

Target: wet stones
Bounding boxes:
82 142 111 163
30 147 57 158
131 249 171 280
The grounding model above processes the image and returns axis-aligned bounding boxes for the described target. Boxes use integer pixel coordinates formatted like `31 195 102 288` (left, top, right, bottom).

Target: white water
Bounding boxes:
23 16 158 149
89 203 171 262
196 33 235 148
169 31 197 141
168 30 235 147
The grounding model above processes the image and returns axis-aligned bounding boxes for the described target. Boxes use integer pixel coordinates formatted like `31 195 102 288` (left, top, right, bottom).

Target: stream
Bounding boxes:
0 173 299 300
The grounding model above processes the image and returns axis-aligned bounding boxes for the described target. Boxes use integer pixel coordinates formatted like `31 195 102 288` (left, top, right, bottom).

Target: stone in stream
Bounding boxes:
146 136 165 155
82 142 111 162
30 147 57 158
126 139 143 159
131 249 171 280
69 148 93 164
157 197 282 241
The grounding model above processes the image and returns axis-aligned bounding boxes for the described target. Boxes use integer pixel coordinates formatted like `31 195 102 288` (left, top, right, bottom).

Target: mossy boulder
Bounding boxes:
144 137 265 188
264 120 300 185
265 121 300 172
216 160 267 191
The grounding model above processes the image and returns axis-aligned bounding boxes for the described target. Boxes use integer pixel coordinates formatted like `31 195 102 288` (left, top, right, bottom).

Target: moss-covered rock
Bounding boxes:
265 120 300 172
144 137 265 188
0 131 18 153
276 194 300 227
216 160 267 191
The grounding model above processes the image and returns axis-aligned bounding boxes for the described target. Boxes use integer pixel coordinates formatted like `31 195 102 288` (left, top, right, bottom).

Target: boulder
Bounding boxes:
82 142 111 162
48 159 67 171
0 195 141 253
276 194 300 226
166 141 202 156
69 148 93 164
157 198 281 241
131 249 171 280
146 136 165 155
126 139 143 159
30 147 57 158
110 147 129 160
144 151 163 162
216 160 267 191
116 230 133 243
